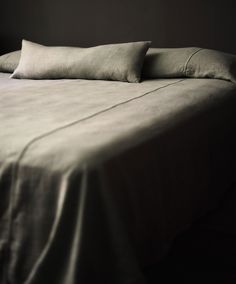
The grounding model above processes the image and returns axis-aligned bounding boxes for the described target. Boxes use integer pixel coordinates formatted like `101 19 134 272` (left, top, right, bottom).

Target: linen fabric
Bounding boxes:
143 47 199 78
0 73 236 283
12 40 151 82
186 48 236 83
143 47 236 83
0 50 21 73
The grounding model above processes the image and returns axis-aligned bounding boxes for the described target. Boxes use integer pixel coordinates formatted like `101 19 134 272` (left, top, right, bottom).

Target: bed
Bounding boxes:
1 43 236 284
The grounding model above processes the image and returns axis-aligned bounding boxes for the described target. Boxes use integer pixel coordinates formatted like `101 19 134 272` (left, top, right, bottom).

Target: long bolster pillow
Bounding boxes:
11 40 151 83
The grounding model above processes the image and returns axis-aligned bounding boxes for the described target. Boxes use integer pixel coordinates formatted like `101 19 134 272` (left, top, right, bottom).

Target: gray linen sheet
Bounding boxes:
0 73 236 284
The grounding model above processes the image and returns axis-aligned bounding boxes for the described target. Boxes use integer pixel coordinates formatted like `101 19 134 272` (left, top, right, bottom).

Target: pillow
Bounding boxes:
0 50 21 73
185 49 236 83
12 40 151 83
143 47 199 78
143 47 236 83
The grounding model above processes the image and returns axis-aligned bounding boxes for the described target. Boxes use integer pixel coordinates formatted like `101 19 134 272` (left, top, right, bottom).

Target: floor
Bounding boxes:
145 185 236 283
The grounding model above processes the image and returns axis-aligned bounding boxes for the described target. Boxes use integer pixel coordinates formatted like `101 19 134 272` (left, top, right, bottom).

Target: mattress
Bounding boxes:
0 72 236 284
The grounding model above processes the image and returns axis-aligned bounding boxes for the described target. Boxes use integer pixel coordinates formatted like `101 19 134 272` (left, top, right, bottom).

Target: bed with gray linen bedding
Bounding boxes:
0 72 236 284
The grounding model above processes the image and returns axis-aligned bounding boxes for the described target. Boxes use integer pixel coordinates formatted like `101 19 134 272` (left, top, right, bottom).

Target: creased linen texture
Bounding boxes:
0 73 236 284
143 47 236 82
11 40 151 83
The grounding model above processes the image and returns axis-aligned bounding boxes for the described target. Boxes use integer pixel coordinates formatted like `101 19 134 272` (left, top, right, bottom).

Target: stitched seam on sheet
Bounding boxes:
5 78 186 281
10 78 186 215
183 48 204 76
15 78 186 165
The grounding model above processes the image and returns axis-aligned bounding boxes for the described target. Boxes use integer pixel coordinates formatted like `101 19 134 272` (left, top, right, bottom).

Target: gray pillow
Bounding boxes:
143 47 236 83
186 48 236 83
0 50 21 73
143 47 199 78
12 40 151 83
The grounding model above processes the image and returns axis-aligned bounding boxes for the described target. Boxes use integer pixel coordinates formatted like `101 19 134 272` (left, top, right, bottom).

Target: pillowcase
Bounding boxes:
143 47 236 83
12 40 151 83
185 49 236 83
143 47 199 78
0 50 21 73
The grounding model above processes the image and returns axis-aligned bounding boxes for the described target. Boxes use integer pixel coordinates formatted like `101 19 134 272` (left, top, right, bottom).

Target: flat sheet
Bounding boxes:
0 73 236 284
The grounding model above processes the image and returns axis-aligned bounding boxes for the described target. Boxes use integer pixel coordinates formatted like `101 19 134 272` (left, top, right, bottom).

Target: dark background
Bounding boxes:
1 0 236 54
1 1 236 281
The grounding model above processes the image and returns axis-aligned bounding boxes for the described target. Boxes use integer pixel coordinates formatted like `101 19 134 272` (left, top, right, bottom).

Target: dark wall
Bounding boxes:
1 0 236 54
